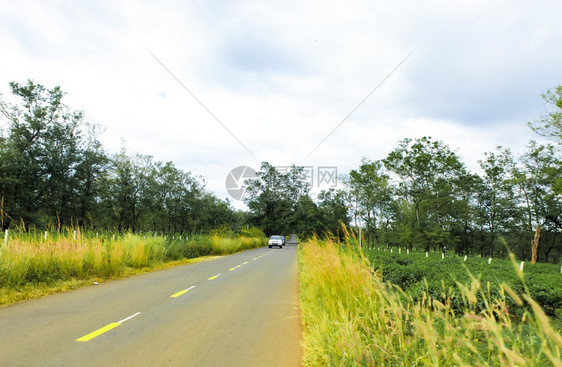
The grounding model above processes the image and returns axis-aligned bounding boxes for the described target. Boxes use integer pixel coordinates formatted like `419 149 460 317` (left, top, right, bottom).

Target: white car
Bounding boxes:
268 235 284 248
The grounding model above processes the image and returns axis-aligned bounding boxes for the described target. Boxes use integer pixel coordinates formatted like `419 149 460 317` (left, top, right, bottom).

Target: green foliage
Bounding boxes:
0 80 100 227
347 159 395 247
244 162 351 238
529 85 562 144
382 137 469 251
366 249 562 323
346 133 561 263
238 226 266 238
316 188 351 238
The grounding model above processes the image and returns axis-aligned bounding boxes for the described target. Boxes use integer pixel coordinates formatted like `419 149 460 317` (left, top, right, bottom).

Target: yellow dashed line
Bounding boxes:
77 323 121 342
170 286 196 298
171 289 188 297
76 312 140 342
208 273 221 280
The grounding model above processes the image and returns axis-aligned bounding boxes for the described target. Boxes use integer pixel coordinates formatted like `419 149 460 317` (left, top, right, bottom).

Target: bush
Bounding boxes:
366 249 562 324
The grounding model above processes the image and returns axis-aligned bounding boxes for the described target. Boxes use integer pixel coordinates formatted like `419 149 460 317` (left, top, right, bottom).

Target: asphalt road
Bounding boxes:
0 236 302 367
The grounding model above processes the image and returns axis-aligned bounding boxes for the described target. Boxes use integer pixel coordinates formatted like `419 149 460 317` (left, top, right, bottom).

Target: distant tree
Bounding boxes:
244 162 312 237
348 159 395 248
0 80 246 234
75 123 108 229
293 195 326 237
449 172 482 256
529 85 562 144
383 137 467 252
476 147 517 258
96 148 232 234
513 141 562 262
317 188 351 239
97 148 141 231
0 80 107 229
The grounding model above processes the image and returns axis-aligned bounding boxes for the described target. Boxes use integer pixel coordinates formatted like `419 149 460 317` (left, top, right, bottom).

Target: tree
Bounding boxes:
476 147 517 258
529 85 562 144
383 137 467 252
0 80 107 229
317 188 351 239
449 172 482 256
74 123 107 228
293 195 326 237
513 141 562 262
244 162 312 237
348 159 395 248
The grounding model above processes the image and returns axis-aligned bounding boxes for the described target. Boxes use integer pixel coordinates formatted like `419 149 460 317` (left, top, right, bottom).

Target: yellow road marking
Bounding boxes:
77 322 121 342
208 273 221 280
252 257 258 260
242 261 249 265
228 267 237 271
76 312 140 342
170 286 196 298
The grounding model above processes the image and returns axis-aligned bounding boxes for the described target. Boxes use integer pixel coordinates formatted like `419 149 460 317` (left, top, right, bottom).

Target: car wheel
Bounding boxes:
268 245 271 248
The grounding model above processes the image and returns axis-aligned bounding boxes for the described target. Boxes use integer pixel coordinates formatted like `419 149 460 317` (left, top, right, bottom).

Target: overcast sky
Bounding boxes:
1 0 561 207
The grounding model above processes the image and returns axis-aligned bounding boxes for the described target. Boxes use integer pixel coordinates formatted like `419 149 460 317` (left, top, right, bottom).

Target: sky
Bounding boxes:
1 0 561 208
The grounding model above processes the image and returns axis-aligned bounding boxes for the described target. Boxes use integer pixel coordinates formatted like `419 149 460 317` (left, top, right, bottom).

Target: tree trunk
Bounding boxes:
531 224 541 264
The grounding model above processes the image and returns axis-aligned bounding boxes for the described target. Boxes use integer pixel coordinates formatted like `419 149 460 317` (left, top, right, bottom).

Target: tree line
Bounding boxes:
344 87 561 263
346 137 560 263
243 162 350 237
0 80 237 233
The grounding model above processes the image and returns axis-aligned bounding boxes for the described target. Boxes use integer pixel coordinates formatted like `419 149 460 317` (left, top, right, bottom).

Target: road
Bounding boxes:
0 236 302 366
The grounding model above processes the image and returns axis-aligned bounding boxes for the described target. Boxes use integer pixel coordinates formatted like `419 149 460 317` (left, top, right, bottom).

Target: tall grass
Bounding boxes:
0 229 267 305
0 232 168 286
299 238 562 366
164 234 267 258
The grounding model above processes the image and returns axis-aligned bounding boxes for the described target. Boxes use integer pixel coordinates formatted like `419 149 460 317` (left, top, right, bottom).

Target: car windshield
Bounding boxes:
271 236 283 240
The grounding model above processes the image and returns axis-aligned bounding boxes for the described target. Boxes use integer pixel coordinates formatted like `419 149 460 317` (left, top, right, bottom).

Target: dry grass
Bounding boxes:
299 238 562 366
0 230 266 306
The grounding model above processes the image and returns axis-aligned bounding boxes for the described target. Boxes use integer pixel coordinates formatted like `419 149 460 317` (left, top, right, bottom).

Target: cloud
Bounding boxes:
397 1 562 125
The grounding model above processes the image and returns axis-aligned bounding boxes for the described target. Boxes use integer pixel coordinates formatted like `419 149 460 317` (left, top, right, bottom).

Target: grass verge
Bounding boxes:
0 230 266 307
299 238 562 366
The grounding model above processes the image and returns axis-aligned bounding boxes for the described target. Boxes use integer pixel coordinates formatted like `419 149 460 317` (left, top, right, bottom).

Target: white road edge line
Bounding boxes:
118 312 141 323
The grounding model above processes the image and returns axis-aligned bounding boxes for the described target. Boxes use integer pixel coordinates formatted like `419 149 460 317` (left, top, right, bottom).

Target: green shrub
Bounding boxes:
366 249 562 324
